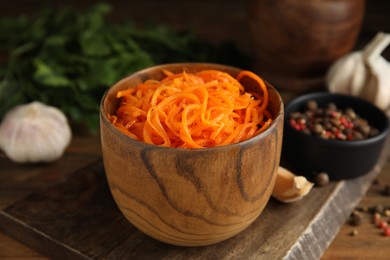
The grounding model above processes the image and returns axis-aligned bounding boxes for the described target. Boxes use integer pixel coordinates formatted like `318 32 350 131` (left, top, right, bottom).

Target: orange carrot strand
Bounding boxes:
109 69 273 148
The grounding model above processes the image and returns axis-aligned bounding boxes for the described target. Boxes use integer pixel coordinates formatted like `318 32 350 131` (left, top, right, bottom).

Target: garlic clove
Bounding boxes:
362 32 390 63
362 32 390 110
327 52 360 95
0 101 72 163
327 52 369 97
349 57 368 96
272 166 314 203
366 56 390 110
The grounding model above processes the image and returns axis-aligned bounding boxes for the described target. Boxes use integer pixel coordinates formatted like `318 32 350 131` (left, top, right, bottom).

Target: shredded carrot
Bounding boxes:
109 69 273 148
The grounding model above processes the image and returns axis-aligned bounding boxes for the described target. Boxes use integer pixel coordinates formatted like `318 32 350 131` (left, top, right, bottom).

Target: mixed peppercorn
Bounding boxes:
289 100 379 140
348 181 390 237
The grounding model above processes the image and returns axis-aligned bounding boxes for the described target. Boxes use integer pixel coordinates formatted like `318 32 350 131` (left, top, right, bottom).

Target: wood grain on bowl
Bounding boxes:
100 63 284 246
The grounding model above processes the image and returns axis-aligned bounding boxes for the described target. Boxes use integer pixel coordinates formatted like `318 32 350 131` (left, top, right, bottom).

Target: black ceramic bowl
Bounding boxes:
282 92 390 180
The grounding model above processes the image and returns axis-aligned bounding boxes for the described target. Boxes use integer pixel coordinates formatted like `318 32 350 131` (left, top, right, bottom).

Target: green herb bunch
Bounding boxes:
0 3 248 131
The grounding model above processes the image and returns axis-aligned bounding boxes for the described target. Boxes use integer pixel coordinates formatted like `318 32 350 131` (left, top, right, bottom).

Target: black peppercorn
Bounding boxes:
349 211 363 226
382 185 390 196
288 101 379 141
369 204 384 214
349 229 359 236
315 172 329 186
312 123 323 135
327 102 337 111
306 100 318 111
290 111 301 119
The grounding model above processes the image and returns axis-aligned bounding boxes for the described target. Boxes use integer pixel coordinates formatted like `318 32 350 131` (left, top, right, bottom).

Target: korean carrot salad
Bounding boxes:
108 69 273 148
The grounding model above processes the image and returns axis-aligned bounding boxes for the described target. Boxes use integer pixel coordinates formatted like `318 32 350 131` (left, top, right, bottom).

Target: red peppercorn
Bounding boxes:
330 111 340 118
340 116 347 125
290 119 301 131
335 131 347 140
377 220 388 229
288 101 379 141
383 227 390 237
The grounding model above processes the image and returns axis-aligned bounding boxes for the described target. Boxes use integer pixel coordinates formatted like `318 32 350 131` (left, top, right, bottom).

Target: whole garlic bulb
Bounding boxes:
0 101 72 163
326 32 390 113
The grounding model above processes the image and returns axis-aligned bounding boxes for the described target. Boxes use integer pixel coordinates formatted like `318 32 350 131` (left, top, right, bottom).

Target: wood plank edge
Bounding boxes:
284 145 389 260
285 172 379 260
0 210 91 260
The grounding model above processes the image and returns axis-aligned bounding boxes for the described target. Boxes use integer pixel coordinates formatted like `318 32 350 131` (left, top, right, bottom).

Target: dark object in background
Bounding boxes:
282 92 390 180
247 0 366 93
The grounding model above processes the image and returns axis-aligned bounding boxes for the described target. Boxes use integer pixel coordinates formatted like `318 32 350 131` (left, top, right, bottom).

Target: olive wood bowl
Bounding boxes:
100 63 284 246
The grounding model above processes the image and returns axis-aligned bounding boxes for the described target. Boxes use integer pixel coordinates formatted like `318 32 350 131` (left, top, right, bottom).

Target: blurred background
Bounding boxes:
0 0 389 132
1 0 389 51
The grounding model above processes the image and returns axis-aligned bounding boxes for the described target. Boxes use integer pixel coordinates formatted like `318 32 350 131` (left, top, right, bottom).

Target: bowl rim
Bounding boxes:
284 91 390 147
100 62 284 152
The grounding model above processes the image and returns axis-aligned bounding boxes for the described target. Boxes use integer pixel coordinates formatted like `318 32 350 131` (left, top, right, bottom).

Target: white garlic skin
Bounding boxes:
326 32 390 113
0 101 72 163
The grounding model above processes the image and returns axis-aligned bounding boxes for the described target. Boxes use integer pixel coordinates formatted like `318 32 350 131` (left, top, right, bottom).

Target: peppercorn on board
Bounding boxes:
0 135 388 259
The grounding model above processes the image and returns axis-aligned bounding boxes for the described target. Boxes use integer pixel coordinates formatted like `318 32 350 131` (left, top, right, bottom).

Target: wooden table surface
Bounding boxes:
0 133 389 259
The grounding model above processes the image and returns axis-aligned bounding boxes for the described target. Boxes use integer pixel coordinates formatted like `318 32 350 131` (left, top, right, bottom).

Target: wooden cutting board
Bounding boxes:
0 138 388 260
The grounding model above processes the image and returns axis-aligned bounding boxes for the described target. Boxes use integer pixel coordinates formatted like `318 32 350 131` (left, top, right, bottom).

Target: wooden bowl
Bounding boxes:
100 63 284 246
